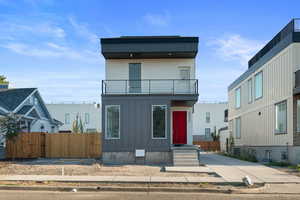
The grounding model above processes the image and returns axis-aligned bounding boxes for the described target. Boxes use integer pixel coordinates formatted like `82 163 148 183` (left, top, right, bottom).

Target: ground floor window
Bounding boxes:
152 105 167 139
235 117 241 139
275 101 287 134
105 105 120 139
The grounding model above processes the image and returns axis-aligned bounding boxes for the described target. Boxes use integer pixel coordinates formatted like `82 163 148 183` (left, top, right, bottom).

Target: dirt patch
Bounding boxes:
0 161 212 177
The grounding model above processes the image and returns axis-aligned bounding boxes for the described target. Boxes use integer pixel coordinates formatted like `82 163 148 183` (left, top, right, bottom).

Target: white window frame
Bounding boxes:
275 100 287 134
85 113 90 124
235 87 241 109
248 78 253 103
254 71 263 100
65 113 70 124
105 105 121 140
152 105 167 139
235 117 241 139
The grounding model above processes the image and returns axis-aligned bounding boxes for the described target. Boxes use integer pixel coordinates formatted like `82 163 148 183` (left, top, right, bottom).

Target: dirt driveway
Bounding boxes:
0 159 211 177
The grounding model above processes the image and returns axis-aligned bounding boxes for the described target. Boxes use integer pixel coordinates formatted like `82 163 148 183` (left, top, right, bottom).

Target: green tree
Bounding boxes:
0 114 21 140
72 113 84 133
211 126 220 141
0 75 8 84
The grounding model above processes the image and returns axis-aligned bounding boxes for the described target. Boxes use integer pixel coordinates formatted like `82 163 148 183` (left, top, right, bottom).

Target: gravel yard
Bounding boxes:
0 159 212 177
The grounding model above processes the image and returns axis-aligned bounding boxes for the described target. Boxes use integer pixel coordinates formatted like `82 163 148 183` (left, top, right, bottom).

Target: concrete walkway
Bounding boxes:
200 152 300 183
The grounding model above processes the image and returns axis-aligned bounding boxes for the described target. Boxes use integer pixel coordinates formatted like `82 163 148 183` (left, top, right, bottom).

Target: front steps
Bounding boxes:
172 146 200 166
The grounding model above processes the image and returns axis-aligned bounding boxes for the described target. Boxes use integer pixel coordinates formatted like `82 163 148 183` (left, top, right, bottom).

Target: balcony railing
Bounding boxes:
102 79 198 95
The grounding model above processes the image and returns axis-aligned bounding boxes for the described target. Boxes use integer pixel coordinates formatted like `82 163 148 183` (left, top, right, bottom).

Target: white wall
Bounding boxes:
46 103 101 132
192 103 228 135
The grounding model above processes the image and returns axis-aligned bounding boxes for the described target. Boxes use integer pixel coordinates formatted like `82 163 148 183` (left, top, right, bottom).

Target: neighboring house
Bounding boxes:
228 19 300 164
101 36 199 164
192 102 228 140
0 83 62 146
219 126 229 153
46 103 101 133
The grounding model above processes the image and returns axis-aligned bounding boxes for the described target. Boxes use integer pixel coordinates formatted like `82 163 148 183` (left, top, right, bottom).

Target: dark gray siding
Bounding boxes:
102 95 197 152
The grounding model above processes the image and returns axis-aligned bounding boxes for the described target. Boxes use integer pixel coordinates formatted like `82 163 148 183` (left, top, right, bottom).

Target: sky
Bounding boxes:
0 0 299 103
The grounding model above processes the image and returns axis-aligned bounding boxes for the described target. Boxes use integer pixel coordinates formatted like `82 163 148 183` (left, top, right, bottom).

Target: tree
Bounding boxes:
72 113 84 133
0 75 8 84
0 114 22 140
211 126 220 141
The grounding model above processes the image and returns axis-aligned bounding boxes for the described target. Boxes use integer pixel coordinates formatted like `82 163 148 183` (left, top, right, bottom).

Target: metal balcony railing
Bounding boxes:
102 79 198 95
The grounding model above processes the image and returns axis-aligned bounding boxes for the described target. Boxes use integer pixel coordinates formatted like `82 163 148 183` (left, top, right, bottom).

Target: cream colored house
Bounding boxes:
228 19 300 164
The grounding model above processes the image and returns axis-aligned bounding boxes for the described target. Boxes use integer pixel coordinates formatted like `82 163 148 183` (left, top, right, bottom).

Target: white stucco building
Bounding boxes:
46 103 101 133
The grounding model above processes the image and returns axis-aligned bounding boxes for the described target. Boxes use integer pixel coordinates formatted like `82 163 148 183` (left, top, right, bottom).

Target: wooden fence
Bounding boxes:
193 141 220 151
6 132 102 159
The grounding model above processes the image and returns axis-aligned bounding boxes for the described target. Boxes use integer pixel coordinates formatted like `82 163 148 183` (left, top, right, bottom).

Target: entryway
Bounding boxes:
172 111 187 145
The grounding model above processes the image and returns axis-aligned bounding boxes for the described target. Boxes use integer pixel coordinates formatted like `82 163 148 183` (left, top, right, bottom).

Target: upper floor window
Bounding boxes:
105 105 120 139
85 113 90 124
248 78 252 103
65 113 70 124
275 101 287 134
235 87 241 109
205 112 210 123
152 105 167 139
254 71 263 100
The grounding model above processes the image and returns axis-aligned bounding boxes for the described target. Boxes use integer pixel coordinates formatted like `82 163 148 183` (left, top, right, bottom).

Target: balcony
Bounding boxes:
102 79 198 95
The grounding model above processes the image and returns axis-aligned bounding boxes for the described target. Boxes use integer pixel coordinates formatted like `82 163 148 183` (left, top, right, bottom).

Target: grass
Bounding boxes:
265 161 290 167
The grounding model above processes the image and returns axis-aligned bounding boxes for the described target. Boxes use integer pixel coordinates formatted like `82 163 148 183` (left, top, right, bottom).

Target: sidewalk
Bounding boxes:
0 175 225 184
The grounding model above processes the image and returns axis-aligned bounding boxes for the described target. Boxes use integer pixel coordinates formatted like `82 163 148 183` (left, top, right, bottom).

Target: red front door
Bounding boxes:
172 111 187 145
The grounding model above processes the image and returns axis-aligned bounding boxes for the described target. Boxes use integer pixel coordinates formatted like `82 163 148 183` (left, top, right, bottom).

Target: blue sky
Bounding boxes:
0 0 299 103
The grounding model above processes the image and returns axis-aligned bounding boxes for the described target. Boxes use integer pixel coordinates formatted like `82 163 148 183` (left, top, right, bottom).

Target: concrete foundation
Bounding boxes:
103 151 172 165
233 145 300 164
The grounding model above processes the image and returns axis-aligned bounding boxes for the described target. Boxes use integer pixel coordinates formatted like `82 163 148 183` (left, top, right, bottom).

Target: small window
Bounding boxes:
205 128 211 138
152 105 167 139
105 105 120 139
255 71 263 100
65 113 70 124
85 113 90 124
248 78 252 103
235 87 241 109
275 101 287 134
205 112 210 123
235 117 241 139
297 100 300 132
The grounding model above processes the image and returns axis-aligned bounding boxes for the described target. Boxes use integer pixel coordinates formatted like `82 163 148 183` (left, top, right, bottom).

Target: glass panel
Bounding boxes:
248 79 252 103
205 128 211 137
85 113 90 124
235 117 241 138
255 72 263 99
106 106 120 139
152 105 167 138
297 100 300 132
205 112 210 123
295 19 300 32
65 113 70 124
275 101 287 133
235 87 241 108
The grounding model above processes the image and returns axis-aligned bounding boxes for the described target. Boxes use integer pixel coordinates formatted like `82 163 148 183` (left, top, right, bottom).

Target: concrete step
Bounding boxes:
173 160 199 166
174 154 198 159
173 150 198 154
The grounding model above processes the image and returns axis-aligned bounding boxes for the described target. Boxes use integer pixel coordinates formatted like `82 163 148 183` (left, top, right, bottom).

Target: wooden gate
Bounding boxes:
5 132 102 159
193 141 220 151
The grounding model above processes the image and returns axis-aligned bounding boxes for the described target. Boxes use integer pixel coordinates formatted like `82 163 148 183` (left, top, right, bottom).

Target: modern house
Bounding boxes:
228 19 300 164
192 102 228 142
0 82 62 146
46 103 101 133
100 36 199 165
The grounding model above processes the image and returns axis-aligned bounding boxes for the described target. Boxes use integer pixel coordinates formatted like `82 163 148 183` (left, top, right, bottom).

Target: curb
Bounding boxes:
0 184 269 194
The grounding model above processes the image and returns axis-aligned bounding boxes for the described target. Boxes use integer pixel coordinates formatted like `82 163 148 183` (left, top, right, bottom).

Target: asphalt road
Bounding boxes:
0 191 299 200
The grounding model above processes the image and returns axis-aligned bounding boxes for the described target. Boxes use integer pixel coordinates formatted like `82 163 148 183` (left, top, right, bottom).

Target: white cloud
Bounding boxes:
209 34 265 66
144 11 171 27
68 16 98 43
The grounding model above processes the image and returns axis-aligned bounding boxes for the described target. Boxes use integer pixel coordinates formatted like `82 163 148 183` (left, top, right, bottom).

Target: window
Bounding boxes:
85 113 90 124
248 78 252 103
205 112 210 123
235 87 241 108
297 100 300 132
105 105 120 139
205 128 211 138
254 71 263 99
65 113 70 124
275 101 287 134
152 105 167 139
235 117 241 139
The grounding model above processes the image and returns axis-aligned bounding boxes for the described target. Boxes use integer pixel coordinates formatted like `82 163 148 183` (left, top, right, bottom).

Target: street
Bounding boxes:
0 191 299 200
